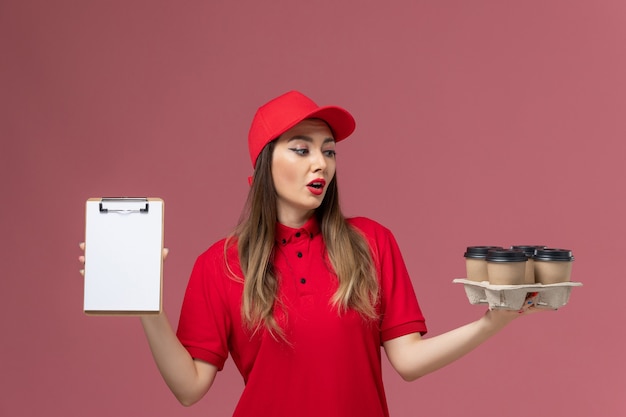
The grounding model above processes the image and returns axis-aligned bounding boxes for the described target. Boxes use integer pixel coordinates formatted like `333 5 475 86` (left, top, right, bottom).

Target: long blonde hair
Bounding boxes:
227 141 379 338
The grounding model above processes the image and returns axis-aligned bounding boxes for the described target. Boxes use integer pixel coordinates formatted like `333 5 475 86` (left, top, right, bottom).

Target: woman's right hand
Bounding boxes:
77 243 213 404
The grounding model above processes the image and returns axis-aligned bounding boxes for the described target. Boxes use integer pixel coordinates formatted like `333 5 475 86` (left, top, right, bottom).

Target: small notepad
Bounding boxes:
83 198 164 315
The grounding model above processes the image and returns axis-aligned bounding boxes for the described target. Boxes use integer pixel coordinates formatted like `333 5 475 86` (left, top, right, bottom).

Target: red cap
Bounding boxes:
248 90 356 167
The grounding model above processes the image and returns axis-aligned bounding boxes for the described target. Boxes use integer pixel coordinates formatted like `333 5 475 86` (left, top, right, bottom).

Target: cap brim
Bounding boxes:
304 106 356 142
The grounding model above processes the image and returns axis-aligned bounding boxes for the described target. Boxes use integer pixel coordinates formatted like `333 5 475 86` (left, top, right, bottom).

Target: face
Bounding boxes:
271 119 337 227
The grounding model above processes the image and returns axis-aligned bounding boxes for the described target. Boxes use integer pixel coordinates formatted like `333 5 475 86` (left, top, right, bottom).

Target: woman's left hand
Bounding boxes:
486 291 549 328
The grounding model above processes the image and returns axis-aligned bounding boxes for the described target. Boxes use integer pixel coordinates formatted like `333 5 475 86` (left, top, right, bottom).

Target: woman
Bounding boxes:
81 90 535 417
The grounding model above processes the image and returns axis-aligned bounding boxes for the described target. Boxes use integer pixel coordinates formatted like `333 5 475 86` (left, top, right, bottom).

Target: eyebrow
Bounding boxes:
287 135 335 144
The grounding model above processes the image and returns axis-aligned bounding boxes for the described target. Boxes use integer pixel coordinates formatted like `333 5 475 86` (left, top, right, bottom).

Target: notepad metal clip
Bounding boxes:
99 197 149 214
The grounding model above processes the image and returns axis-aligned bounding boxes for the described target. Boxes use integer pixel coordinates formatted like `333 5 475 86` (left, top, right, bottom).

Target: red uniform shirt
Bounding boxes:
177 217 427 417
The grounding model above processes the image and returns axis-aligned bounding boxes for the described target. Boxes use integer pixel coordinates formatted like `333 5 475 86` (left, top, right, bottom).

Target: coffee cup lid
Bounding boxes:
486 248 528 262
533 248 574 261
464 246 504 259
510 245 547 257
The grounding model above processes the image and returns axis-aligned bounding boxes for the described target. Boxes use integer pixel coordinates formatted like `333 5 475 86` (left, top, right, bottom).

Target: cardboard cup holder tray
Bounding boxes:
453 278 582 310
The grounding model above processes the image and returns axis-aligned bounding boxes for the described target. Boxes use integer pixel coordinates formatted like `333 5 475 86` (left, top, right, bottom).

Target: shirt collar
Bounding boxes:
276 216 320 245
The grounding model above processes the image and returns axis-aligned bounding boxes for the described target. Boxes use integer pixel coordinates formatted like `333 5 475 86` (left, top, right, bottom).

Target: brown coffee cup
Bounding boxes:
511 245 546 284
486 249 528 285
464 246 503 282
533 248 574 284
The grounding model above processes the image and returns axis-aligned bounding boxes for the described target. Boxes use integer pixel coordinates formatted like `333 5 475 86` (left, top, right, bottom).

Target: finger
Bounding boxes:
79 269 85 277
521 306 537 315
517 298 535 314
163 248 169 260
519 292 539 313
78 255 85 264
79 242 85 251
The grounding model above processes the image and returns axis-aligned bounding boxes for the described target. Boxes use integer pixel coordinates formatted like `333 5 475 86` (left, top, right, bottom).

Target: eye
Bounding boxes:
323 149 336 158
289 147 309 156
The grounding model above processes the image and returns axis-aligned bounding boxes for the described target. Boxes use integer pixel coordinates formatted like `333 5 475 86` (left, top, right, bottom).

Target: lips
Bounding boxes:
306 178 326 196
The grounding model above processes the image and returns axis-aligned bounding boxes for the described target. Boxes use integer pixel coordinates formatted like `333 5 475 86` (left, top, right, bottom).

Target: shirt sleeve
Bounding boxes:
176 241 233 370
351 217 427 342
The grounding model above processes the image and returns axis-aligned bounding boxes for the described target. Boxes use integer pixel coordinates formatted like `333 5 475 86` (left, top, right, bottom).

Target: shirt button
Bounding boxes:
281 239 286 244
300 278 306 284
295 232 301 238
310 233 314 238
297 252 303 258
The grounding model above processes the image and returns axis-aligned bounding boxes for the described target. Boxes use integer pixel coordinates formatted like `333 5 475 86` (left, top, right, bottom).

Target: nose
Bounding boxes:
311 149 327 172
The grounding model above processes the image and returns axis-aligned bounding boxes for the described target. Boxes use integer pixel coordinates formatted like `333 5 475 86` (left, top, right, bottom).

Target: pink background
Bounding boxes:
2 0 624 416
